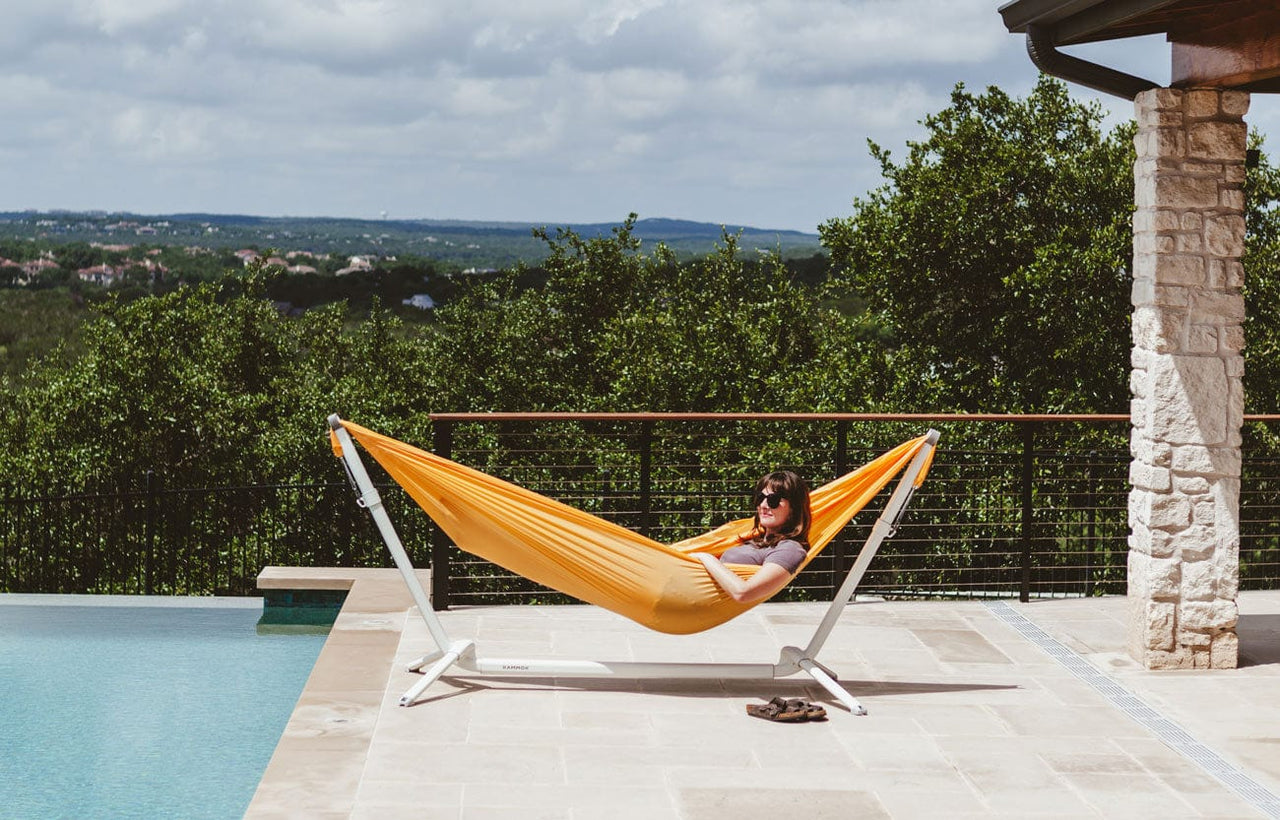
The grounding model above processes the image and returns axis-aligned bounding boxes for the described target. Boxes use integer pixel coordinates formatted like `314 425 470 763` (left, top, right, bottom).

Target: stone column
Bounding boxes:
1129 87 1248 670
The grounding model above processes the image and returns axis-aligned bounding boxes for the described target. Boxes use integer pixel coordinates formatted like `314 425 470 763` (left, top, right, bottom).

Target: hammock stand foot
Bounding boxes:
400 639 475 706
778 645 866 715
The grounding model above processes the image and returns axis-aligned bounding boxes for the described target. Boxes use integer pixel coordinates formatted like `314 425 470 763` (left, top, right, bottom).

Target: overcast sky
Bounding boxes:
4 0 1277 233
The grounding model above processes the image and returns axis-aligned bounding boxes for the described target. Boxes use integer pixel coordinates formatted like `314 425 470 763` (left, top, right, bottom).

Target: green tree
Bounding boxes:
819 77 1135 413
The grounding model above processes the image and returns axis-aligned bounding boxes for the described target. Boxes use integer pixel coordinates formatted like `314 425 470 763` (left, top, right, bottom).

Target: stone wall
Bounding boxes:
1128 87 1248 669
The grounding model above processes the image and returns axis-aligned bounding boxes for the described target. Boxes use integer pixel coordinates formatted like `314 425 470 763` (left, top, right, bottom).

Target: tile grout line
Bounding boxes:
985 600 1280 820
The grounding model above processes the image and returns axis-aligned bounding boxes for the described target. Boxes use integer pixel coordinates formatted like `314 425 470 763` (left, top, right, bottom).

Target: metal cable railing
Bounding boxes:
2 413 1278 600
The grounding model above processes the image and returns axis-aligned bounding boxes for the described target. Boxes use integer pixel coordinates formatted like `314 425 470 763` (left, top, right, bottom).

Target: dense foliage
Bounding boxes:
5 78 1280 596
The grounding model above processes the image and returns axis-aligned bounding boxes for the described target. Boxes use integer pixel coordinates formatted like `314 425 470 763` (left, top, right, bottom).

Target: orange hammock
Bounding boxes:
332 421 935 635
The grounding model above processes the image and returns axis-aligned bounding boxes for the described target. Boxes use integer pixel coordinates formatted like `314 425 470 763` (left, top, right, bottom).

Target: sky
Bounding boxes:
4 0 1278 234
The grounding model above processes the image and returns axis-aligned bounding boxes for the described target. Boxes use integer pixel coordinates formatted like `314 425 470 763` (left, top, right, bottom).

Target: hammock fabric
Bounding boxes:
333 422 935 635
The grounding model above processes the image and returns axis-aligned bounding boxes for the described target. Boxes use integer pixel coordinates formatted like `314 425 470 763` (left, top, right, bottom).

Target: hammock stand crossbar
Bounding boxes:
328 414 940 713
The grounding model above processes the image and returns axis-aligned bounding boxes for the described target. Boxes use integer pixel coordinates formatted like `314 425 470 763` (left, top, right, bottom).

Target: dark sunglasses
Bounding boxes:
755 491 784 509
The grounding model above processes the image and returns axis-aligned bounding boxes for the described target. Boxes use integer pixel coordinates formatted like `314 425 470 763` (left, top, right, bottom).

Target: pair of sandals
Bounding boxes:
746 696 828 722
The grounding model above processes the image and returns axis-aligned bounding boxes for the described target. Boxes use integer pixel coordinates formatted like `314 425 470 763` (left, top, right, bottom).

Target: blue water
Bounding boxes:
0 600 327 820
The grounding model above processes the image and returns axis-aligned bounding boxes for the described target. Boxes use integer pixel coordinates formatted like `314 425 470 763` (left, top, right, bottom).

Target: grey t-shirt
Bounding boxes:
719 538 807 575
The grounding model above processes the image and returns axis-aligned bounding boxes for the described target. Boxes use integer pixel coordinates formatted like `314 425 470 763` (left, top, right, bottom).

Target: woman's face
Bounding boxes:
756 485 791 534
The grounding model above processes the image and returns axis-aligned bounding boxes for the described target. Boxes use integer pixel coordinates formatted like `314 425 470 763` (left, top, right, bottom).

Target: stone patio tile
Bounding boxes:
364 739 566 785
989 703 1150 738
906 703 1014 736
855 769 988 816
1063 772 1201 818
464 783 675 818
354 779 463 807
912 627 1015 664
836 732 955 773
351 806 462 820
678 787 890 820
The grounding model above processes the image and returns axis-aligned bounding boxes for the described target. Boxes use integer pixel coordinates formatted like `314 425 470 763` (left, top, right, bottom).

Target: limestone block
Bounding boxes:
1130 368 1148 398
1131 307 1183 352
1171 444 1240 477
1131 398 1148 429
1144 601 1177 650
1174 474 1210 494
1220 188 1245 211
1186 324 1218 354
1180 212 1204 231
1187 122 1247 160
1150 127 1187 157
1189 291 1245 324
1224 260 1244 288
1133 208 1179 234
1129 459 1171 492
1206 214 1246 257
1152 492 1192 532
1222 90 1250 117
1152 174 1221 209
1150 527 1176 559
1184 89 1220 118
1180 599 1239 630
1225 164 1247 184
1216 537 1240 598
1181 557 1217 600
1177 627 1212 647
1142 646 1194 669
1193 496 1217 527
1214 477 1241 528
1144 252 1206 285
1210 630 1239 668
1177 523 1218 560
1148 356 1229 444
1129 522 1175 560
1174 233 1202 254
1128 549 1151 595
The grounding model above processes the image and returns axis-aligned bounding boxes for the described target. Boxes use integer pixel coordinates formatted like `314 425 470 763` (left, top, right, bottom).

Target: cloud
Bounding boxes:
0 0 1176 231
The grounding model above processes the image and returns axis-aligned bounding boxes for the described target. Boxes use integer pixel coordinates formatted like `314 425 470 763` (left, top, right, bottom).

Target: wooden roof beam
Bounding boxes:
1172 6 1280 90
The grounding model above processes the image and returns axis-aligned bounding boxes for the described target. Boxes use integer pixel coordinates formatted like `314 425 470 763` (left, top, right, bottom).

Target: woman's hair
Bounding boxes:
746 470 811 548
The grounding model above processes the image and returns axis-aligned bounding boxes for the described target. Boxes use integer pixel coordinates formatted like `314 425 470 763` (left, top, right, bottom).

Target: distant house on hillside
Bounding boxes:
78 264 121 287
335 255 376 276
23 258 59 281
402 294 436 310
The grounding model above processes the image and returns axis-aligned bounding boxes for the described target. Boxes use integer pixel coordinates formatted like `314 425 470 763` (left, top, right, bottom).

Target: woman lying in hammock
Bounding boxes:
695 470 812 603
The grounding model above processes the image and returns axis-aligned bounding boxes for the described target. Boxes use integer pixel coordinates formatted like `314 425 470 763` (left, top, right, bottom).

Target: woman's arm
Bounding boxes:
694 553 793 604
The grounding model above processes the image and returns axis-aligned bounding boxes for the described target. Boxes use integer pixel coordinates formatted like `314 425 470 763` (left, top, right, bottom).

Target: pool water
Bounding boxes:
0 598 327 820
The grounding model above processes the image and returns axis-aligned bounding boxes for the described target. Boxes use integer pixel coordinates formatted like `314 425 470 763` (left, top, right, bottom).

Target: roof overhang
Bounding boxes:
999 0 1280 95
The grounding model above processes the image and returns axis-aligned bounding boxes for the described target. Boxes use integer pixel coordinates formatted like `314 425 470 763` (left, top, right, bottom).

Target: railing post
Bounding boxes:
833 420 850 595
431 420 453 610
1085 453 1097 597
144 470 158 596
639 421 654 539
1019 423 1036 603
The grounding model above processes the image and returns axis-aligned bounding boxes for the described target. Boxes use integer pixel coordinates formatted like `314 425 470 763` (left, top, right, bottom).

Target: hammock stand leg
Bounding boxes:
330 414 937 712
770 428 939 715
330 415 468 705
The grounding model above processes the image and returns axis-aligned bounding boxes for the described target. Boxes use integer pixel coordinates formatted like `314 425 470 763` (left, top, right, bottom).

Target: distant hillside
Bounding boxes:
0 211 822 269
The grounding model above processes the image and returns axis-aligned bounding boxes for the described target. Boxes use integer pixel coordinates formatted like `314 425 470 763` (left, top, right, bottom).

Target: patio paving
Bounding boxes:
246 569 1280 819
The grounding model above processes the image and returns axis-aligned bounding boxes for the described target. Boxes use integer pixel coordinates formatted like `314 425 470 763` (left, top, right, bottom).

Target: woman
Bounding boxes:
695 470 812 603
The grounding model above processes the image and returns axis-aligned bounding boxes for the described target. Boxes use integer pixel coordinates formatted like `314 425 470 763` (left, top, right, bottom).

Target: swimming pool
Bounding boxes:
0 596 328 820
